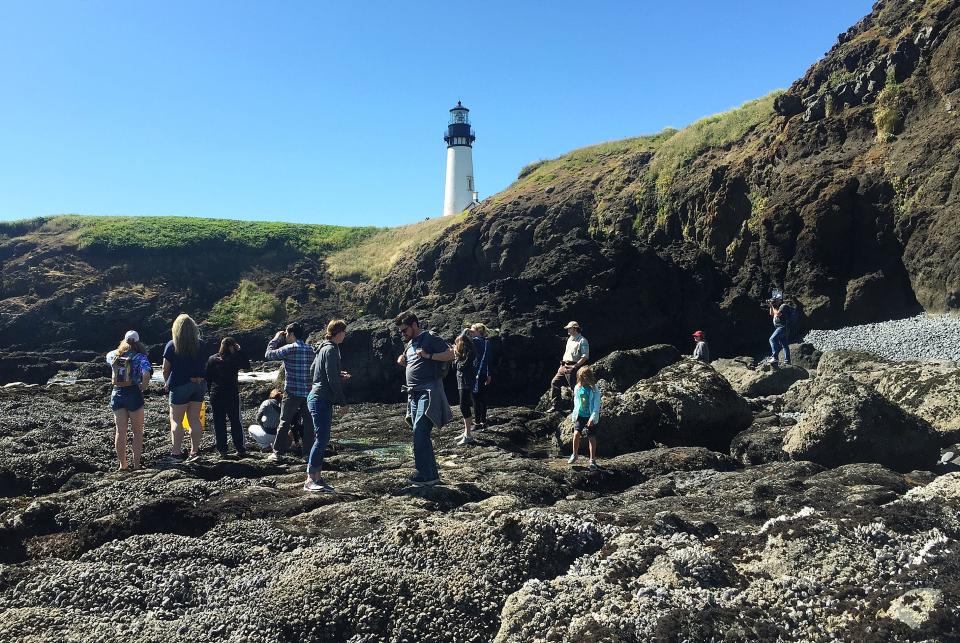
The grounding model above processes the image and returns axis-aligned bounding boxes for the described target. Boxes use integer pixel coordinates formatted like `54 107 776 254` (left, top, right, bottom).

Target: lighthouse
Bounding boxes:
443 101 477 216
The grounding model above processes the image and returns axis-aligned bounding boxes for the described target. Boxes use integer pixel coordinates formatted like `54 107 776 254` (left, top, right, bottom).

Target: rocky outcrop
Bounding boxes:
623 358 753 450
714 358 810 397
817 349 960 444
783 376 940 471
589 345 681 391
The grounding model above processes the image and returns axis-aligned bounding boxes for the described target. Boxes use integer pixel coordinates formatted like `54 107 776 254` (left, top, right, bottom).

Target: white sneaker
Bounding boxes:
568 453 578 464
456 435 475 446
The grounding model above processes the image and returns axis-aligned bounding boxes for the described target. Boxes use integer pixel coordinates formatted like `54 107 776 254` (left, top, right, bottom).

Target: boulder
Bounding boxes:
590 345 681 391
713 358 809 397
624 358 752 451
818 350 960 444
729 415 791 466
783 376 940 472
557 390 661 456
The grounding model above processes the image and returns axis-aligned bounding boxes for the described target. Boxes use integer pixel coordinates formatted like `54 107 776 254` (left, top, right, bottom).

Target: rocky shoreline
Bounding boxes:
1 346 959 642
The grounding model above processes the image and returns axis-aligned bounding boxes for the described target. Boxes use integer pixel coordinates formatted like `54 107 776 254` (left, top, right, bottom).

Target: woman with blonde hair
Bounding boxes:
106 330 153 470
162 314 207 462
568 365 601 471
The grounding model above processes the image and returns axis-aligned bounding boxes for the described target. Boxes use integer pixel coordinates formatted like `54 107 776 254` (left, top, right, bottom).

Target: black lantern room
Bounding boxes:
444 101 476 148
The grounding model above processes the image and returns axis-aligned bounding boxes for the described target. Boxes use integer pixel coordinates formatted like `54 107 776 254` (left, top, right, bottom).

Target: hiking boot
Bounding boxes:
568 453 578 465
456 434 475 446
410 474 440 487
304 478 334 493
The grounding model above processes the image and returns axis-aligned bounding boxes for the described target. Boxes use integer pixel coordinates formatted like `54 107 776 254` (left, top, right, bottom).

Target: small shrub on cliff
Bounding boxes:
875 70 904 142
208 280 284 330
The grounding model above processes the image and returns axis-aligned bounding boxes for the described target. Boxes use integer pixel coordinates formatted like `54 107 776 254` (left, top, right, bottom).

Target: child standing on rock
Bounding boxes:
568 366 601 471
106 330 153 471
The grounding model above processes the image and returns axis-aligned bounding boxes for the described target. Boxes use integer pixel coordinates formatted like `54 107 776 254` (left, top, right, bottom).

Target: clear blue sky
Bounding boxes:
0 1 873 227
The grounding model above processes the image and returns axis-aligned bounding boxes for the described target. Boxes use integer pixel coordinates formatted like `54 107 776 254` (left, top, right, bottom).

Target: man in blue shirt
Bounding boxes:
264 322 315 461
395 312 454 486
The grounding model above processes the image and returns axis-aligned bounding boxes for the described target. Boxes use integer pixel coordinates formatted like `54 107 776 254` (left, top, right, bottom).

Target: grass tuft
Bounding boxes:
207 279 284 329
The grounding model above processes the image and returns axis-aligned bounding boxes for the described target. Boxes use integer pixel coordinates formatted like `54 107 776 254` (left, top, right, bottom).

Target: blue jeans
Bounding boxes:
306 394 333 475
169 381 207 405
409 391 439 481
769 326 791 363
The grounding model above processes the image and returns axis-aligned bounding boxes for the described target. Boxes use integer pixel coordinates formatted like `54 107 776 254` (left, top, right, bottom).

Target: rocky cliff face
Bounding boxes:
349 0 960 399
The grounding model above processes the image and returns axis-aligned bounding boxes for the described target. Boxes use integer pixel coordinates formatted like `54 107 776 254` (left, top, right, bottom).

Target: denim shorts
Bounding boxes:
169 381 207 405
110 386 144 412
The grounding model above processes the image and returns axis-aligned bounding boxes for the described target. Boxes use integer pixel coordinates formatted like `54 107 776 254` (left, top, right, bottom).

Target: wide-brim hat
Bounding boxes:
563 321 580 330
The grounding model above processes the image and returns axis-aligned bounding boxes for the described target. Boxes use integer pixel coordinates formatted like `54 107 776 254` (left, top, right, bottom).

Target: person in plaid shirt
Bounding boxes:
264 321 315 461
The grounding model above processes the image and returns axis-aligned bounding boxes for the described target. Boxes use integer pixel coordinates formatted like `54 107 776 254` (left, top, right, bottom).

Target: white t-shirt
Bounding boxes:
562 334 589 363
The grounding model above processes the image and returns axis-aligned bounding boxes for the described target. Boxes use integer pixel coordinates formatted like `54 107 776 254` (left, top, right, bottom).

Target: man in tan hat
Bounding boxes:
550 321 590 412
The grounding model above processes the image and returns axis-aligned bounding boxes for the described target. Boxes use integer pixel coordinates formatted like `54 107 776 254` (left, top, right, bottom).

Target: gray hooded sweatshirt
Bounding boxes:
310 340 346 404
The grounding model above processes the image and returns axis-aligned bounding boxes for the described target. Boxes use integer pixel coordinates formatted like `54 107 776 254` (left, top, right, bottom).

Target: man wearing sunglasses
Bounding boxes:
395 311 454 486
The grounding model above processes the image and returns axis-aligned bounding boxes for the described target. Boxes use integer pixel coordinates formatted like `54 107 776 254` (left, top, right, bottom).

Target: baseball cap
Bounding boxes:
692 330 704 338
563 321 580 329
124 330 140 343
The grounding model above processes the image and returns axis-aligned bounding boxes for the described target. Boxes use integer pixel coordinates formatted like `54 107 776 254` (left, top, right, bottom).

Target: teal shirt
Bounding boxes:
570 384 601 424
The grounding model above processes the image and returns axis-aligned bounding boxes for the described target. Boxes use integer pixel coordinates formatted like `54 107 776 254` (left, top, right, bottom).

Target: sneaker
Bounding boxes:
185 453 202 464
568 453 578 464
303 478 334 493
456 435 475 446
410 475 441 487
473 423 485 432
589 460 598 472
267 452 285 463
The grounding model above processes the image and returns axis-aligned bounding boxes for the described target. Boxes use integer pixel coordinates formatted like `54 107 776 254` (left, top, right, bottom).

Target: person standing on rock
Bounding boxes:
264 322 315 463
395 312 454 486
692 330 710 363
162 314 208 463
454 329 478 445
568 365 601 471
768 296 792 365
304 319 350 493
106 330 153 470
550 321 590 413
205 337 251 460
470 323 493 430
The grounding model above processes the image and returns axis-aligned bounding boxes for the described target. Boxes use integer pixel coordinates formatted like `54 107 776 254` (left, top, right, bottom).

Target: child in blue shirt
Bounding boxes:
568 365 601 471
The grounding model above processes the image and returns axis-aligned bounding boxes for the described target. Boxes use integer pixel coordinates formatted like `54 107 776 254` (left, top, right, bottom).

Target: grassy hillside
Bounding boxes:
325 214 468 281
0 215 378 256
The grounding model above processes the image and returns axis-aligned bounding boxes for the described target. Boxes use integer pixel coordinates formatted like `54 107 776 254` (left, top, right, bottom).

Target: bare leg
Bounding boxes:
588 436 598 462
170 404 187 455
572 431 581 458
114 409 130 469
130 408 145 468
187 401 203 455
463 416 473 439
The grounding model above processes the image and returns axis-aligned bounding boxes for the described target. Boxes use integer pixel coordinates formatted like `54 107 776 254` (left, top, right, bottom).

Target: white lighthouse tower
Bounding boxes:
442 101 477 216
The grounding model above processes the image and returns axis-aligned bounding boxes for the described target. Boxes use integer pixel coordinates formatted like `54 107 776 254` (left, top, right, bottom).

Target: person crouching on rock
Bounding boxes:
206 337 251 460
454 329 477 445
395 312 454 487
692 330 710 363
550 321 589 413
304 319 350 493
249 389 283 450
163 314 208 463
106 330 153 470
569 366 601 471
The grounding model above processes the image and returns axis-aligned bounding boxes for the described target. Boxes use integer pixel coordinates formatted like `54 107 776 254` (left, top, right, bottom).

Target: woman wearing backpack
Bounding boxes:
162 314 207 462
106 330 153 470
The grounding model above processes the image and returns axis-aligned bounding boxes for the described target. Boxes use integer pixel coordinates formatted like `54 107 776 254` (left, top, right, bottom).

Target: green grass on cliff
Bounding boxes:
325 214 467 281
0 215 378 256
207 279 284 330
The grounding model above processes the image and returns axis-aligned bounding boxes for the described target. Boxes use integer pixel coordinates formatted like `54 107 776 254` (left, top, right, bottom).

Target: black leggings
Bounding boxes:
210 390 244 453
473 380 488 425
459 388 473 418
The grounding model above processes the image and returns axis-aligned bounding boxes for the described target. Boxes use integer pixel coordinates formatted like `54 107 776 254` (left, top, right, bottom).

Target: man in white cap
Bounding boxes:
550 321 589 413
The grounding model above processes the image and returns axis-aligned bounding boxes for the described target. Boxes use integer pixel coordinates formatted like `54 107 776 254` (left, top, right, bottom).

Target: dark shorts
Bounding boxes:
110 386 144 413
169 381 207 405
574 416 598 436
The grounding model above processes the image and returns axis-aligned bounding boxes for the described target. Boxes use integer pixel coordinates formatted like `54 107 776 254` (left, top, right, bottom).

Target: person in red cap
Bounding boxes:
692 330 710 363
